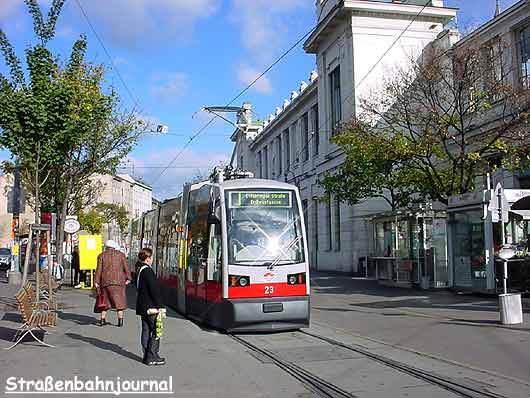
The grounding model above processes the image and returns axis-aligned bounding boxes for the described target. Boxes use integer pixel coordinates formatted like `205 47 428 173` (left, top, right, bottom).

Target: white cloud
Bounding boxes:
236 63 272 95
151 72 189 103
0 0 22 20
123 148 230 199
230 0 308 65
73 0 220 49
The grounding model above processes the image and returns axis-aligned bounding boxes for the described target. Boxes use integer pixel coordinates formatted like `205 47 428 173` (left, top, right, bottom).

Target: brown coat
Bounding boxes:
95 249 131 288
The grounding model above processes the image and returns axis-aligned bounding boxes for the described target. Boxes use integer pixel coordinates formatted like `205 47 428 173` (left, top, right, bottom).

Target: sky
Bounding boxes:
0 0 522 200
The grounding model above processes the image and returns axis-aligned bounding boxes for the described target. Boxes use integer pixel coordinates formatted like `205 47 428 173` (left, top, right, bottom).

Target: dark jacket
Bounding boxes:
136 263 164 316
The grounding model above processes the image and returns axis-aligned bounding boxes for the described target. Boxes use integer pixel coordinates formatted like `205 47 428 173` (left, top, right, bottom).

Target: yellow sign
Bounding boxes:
12 244 19 256
79 235 102 270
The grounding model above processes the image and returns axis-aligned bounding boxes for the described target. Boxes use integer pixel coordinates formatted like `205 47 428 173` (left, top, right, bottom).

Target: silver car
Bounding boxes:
0 248 11 271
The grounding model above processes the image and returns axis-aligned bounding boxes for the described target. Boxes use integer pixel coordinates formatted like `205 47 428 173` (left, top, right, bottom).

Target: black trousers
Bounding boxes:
141 315 161 363
73 269 87 285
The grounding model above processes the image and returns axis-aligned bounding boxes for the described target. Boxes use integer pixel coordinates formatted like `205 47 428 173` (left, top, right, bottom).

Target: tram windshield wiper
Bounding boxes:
266 236 302 269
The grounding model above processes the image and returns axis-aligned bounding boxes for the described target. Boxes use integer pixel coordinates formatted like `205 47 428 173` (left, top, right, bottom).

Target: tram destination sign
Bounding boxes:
230 191 292 208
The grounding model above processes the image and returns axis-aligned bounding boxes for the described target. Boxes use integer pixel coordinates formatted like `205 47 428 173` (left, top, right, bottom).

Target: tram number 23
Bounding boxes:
264 285 274 295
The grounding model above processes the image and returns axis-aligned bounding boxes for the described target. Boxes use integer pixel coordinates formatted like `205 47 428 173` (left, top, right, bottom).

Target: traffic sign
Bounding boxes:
490 183 509 223
64 218 81 234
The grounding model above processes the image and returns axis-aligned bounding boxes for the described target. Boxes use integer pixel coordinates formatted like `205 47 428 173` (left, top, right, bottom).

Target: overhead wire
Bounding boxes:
149 6 328 186
74 0 140 109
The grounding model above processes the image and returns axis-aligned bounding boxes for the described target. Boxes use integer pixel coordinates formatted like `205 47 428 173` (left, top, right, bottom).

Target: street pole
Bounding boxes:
497 186 507 294
8 160 22 285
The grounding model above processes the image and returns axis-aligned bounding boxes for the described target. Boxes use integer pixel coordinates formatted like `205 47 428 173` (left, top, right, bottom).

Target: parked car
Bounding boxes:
0 247 11 272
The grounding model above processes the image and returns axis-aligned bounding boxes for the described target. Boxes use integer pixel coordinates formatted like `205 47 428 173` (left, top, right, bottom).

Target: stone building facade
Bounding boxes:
233 0 457 273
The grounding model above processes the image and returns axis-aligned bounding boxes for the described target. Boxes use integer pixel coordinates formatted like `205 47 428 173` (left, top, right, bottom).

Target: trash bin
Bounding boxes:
499 293 523 325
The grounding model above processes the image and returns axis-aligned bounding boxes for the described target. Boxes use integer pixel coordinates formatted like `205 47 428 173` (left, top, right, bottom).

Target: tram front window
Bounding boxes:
226 190 305 266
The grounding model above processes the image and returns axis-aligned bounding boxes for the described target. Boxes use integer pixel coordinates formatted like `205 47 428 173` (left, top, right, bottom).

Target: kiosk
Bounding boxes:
78 235 102 289
448 189 530 293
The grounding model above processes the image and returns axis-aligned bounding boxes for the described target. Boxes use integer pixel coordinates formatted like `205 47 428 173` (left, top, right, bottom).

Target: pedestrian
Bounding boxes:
72 246 83 288
94 240 131 327
135 248 166 366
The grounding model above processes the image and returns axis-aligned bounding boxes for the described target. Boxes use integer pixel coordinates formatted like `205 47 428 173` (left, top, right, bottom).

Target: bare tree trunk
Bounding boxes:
55 174 72 268
21 143 41 286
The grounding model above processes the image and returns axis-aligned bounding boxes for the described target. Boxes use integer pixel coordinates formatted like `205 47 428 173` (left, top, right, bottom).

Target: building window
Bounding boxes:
301 113 309 161
334 198 341 251
263 145 268 179
302 199 308 233
519 25 530 88
277 136 282 176
291 123 298 165
326 194 332 251
284 129 290 169
329 65 341 134
313 198 319 253
257 151 262 178
311 104 319 156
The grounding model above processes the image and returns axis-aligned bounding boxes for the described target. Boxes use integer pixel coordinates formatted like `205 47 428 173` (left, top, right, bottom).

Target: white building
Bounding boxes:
233 0 457 273
91 173 153 244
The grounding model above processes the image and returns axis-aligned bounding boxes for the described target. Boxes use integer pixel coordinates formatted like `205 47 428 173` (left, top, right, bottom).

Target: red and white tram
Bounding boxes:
130 167 310 332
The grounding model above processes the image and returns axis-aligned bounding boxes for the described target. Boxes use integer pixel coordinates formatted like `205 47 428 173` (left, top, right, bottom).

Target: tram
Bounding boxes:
129 167 310 332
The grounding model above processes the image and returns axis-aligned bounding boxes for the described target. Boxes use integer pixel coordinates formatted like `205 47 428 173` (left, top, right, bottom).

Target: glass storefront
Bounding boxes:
449 210 487 290
371 211 448 288
448 189 530 293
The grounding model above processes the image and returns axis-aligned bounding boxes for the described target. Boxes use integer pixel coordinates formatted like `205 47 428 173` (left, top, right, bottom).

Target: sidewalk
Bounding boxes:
0 284 308 398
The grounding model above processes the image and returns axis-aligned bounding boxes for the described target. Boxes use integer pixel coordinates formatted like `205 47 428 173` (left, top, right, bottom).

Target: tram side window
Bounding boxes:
187 187 210 283
207 223 222 282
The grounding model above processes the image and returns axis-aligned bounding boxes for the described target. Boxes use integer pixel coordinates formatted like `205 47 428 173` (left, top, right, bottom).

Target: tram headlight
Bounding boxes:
287 272 306 285
229 275 251 287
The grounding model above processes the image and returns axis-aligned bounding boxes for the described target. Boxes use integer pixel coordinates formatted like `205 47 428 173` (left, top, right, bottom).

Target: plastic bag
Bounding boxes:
155 311 166 339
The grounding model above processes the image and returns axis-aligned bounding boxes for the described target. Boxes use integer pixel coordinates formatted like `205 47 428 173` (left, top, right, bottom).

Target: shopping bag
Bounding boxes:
93 289 107 313
155 311 166 338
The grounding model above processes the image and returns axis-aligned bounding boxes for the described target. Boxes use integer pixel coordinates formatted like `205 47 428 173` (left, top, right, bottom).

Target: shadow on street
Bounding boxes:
65 332 143 362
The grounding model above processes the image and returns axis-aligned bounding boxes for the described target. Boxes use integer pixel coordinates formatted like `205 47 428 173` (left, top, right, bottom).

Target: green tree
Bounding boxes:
321 121 425 211
0 1 145 272
0 0 70 222
77 208 106 235
95 203 129 234
326 40 530 207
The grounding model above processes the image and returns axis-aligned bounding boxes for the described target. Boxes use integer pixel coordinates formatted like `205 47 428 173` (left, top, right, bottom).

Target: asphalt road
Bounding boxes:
0 276 529 398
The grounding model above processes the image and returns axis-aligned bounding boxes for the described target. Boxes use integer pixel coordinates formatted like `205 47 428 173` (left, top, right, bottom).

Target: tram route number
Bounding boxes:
264 285 274 295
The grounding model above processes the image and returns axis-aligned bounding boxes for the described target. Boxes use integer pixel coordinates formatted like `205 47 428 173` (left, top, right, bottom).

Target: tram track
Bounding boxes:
231 330 510 398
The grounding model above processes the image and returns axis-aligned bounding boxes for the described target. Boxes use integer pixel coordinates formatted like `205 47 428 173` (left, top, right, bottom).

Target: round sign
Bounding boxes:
64 218 81 234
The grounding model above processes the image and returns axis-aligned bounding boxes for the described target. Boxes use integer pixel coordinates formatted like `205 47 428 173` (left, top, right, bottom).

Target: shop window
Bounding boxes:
451 211 486 282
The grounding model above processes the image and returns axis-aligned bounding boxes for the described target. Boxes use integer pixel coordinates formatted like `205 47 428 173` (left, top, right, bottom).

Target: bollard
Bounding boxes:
499 293 523 325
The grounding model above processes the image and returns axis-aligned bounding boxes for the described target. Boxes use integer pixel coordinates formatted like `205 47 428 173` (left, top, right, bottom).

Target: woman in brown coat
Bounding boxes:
94 240 131 326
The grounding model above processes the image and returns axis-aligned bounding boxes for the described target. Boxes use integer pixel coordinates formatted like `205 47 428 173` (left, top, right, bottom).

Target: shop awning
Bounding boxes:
511 195 530 210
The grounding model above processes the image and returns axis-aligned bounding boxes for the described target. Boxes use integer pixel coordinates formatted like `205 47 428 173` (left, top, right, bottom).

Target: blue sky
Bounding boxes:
0 0 521 199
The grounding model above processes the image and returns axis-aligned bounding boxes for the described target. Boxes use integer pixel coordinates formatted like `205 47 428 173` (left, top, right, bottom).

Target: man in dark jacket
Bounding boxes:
136 248 165 366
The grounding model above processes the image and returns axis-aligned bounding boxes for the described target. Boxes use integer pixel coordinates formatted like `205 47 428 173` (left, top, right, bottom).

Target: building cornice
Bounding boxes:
305 0 457 53
248 82 318 149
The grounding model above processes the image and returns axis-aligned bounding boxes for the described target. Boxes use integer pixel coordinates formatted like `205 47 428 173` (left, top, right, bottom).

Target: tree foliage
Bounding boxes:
77 208 106 235
0 0 145 269
324 39 530 207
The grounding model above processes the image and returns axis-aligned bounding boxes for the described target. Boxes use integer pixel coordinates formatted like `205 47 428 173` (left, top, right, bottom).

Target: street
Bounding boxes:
1 275 529 398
